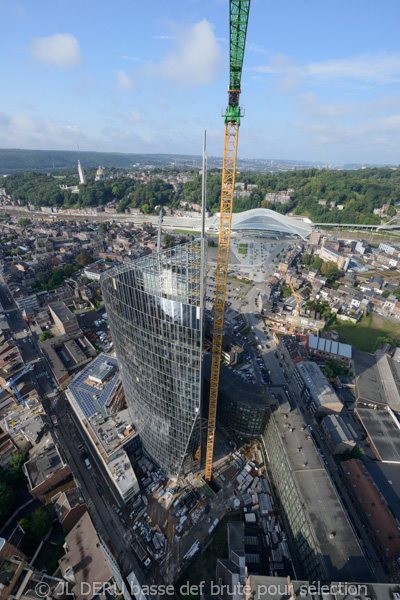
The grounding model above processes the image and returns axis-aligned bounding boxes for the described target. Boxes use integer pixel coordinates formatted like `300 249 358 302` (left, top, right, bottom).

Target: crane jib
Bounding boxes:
229 0 250 98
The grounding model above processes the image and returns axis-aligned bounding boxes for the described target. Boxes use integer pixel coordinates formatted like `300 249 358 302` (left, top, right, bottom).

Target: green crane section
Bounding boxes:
226 0 251 124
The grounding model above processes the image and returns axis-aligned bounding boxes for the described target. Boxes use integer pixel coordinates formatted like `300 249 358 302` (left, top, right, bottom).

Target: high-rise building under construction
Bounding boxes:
101 241 204 479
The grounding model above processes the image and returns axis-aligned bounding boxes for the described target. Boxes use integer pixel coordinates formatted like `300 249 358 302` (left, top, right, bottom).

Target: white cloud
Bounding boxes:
299 122 355 146
308 52 400 84
294 113 400 155
372 114 400 134
252 54 303 93
145 19 223 87
0 111 82 149
299 92 353 118
250 52 400 93
114 70 136 90
120 55 144 62
252 51 400 90
30 33 82 68
124 110 142 124
246 42 269 55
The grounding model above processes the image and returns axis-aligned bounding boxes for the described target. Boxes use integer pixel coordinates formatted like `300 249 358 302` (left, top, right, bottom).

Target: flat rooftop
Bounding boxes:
85 407 136 457
89 362 115 383
108 451 138 496
3 396 44 432
49 301 75 323
67 354 121 419
24 433 67 490
354 349 388 406
356 407 400 463
40 334 94 382
376 352 400 410
273 407 372 582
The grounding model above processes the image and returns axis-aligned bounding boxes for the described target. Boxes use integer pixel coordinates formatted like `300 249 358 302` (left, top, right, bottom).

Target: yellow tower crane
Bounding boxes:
287 276 302 334
204 0 251 482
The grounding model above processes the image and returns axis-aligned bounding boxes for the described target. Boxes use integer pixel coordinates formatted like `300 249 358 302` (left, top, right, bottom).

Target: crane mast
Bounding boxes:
204 0 250 482
287 276 302 334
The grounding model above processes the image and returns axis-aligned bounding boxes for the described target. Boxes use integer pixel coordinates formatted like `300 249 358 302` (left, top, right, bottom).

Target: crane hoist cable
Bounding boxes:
204 0 251 483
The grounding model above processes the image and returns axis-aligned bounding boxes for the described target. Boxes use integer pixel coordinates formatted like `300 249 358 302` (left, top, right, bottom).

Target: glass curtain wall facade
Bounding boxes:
101 241 204 479
262 417 324 581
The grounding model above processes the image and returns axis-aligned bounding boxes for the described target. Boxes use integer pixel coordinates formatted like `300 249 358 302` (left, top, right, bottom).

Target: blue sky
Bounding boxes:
1 0 400 165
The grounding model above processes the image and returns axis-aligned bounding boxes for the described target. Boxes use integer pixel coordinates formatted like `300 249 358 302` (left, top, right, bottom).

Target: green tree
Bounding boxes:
320 261 339 282
141 203 151 214
63 264 75 277
75 252 93 267
0 481 15 521
18 518 30 532
37 272 48 284
342 446 365 461
6 452 28 485
164 234 175 248
29 507 52 539
280 284 292 299
18 218 31 226
311 257 323 271
302 253 312 266
38 331 53 342
374 335 395 351
117 199 128 213
48 266 65 288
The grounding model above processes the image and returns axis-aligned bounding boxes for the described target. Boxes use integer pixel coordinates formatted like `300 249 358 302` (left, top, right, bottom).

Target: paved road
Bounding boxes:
51 394 161 593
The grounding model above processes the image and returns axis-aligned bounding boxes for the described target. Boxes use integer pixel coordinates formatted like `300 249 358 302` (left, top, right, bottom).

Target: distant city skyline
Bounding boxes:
2 0 400 165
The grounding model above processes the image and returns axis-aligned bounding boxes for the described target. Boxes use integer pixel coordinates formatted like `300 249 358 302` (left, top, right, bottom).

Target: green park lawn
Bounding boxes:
327 313 400 353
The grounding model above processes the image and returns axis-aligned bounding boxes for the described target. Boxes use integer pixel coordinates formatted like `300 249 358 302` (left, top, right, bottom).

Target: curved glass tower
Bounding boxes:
101 241 204 479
